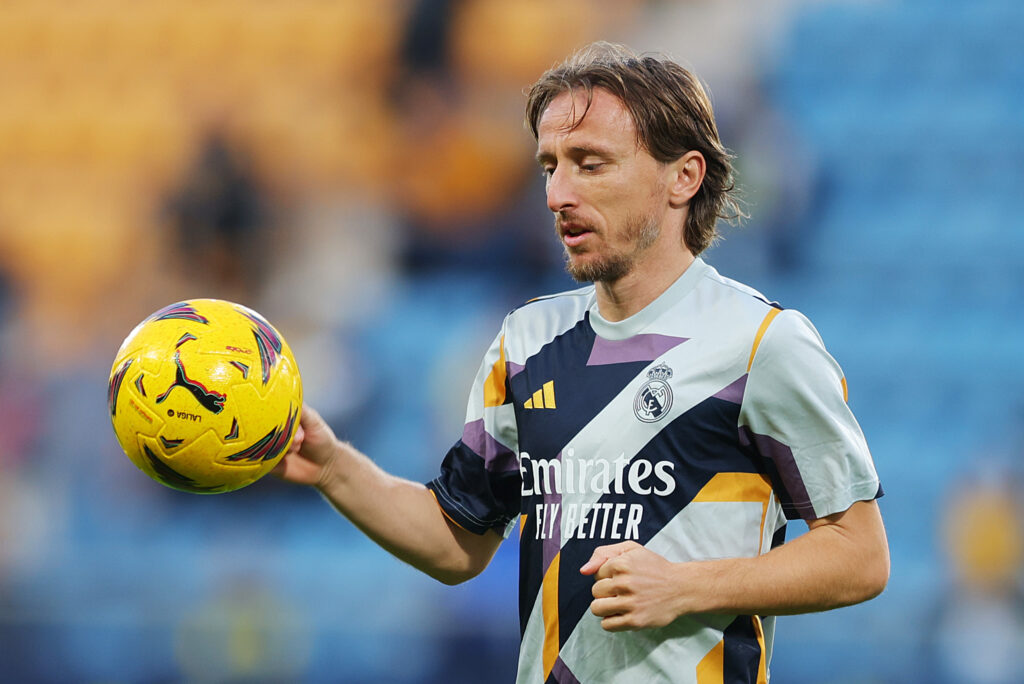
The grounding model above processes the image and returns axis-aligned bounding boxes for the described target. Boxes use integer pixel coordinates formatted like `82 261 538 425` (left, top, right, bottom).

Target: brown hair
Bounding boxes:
525 42 743 255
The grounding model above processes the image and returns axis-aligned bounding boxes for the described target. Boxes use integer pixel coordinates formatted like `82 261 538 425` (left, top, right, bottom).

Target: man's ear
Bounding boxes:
668 150 706 208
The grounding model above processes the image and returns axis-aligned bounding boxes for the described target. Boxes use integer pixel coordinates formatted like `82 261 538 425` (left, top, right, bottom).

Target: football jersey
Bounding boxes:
426 257 881 684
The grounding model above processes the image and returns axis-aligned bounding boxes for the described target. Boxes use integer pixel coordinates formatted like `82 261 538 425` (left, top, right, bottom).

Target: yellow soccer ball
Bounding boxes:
108 299 302 493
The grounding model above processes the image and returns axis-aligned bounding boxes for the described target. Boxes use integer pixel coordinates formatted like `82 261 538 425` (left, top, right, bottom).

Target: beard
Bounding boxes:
560 211 661 283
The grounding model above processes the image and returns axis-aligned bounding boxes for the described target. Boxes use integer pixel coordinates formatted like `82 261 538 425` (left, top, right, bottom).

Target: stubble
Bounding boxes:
562 211 661 284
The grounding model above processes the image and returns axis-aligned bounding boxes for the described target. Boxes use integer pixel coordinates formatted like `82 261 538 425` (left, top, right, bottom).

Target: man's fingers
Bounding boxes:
590 597 639 632
592 548 641 582
270 452 300 479
298 403 322 427
591 577 619 599
590 595 624 619
594 555 629 581
580 541 642 575
287 424 305 454
579 550 612 576
598 615 635 633
270 449 323 486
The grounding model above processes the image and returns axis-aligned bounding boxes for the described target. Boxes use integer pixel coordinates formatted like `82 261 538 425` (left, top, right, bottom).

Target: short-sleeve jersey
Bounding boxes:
426 258 881 684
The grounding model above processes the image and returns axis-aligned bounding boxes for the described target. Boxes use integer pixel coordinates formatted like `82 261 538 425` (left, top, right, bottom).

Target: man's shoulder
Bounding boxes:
697 267 830 366
671 263 786 343
520 283 595 306
495 285 594 354
696 263 782 313
508 284 595 320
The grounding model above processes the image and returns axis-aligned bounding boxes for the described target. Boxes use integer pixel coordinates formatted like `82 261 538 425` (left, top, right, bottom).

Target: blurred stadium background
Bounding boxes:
1 0 1023 682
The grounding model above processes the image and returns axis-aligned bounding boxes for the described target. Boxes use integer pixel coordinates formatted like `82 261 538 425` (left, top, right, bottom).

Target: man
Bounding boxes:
275 42 889 683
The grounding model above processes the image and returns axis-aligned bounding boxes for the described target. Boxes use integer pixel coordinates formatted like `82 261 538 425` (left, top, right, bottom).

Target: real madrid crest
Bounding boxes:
634 362 674 423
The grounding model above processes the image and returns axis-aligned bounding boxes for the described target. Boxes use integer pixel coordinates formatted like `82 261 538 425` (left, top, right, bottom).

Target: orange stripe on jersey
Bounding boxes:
841 376 849 402
542 553 561 679
747 308 781 372
483 335 508 407
752 615 768 684
693 473 774 555
429 489 472 533
693 472 773 504
696 639 724 682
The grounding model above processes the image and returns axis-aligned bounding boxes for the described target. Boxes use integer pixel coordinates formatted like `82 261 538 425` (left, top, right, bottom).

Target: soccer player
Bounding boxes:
275 42 889 682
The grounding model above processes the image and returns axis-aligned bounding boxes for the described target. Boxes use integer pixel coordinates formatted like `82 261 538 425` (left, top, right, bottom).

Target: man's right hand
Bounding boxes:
272 404 339 488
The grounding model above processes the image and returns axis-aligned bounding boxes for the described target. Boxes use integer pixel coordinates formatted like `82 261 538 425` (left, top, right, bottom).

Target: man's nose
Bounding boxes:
546 166 578 213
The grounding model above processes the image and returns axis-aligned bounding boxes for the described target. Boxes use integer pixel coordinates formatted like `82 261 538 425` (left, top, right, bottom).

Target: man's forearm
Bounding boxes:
316 441 500 585
674 500 889 616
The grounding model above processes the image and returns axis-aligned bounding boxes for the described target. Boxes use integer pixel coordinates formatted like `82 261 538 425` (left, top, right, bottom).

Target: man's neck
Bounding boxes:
594 251 696 322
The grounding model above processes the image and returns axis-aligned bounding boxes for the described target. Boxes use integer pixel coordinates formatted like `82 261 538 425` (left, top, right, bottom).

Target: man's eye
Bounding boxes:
580 163 603 173
541 166 555 178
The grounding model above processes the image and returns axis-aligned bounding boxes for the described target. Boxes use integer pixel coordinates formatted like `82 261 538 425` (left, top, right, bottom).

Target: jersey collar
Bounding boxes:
588 257 709 341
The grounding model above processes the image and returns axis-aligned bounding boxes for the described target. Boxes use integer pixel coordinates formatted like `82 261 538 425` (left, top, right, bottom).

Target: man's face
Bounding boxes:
536 88 672 283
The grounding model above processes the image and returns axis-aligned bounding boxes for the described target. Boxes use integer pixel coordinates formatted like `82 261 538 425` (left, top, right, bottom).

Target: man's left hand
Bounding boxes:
581 541 688 632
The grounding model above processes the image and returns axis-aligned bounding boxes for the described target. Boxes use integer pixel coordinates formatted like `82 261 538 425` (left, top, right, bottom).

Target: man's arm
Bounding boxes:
274 405 503 585
582 499 889 631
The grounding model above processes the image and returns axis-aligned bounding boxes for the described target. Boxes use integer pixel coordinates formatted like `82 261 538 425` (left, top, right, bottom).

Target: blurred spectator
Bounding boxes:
626 0 819 278
722 88 821 275
384 0 584 294
162 131 272 301
925 467 1024 684
399 0 458 80
174 578 312 683
0 266 42 476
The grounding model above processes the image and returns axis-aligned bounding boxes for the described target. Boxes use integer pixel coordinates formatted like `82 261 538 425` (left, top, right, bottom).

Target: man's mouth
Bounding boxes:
559 220 594 248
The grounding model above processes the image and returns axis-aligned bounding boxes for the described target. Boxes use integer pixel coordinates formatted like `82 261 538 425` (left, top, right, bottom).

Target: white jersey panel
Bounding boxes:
740 308 879 520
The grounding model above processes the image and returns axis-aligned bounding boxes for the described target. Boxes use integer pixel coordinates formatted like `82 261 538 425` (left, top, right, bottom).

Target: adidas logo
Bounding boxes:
524 380 556 410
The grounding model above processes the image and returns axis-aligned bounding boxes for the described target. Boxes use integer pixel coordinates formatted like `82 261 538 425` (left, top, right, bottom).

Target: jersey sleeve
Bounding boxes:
739 309 881 522
426 318 522 537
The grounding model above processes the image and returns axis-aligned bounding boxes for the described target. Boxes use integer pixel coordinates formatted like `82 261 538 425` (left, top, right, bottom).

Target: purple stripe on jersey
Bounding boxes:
739 426 817 521
543 486 562 572
507 361 526 378
551 657 582 684
713 374 748 405
537 447 577 571
586 334 688 366
462 419 518 473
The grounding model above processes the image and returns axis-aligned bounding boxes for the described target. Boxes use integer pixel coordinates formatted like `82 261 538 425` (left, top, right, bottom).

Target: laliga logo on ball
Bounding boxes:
107 299 303 494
